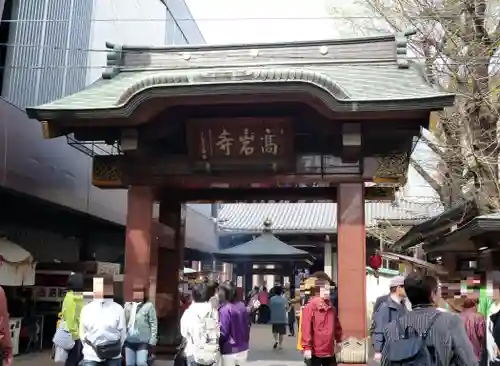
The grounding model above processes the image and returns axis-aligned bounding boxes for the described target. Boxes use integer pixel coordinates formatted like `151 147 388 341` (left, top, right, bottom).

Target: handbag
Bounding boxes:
52 320 75 351
85 338 122 360
335 337 369 364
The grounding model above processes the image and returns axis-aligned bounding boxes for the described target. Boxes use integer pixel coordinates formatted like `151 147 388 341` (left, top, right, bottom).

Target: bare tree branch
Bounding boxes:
410 158 445 200
328 0 500 243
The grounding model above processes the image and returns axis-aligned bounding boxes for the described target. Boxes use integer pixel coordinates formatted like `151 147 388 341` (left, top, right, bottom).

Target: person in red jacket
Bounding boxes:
300 273 342 366
0 285 12 366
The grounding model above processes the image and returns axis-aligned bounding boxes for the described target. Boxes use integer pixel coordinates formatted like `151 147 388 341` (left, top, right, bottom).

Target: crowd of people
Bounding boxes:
0 273 158 366
4 269 500 366
369 272 498 366
178 273 341 366
179 280 250 366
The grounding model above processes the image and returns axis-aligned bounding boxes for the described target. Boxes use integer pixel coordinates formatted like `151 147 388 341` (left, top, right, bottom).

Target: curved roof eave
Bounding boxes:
26 67 456 121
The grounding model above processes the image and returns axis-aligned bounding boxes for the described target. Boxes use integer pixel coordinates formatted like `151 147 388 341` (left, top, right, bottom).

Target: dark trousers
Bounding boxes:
82 360 122 366
66 339 83 366
258 305 270 324
288 310 295 335
305 356 336 366
250 309 258 324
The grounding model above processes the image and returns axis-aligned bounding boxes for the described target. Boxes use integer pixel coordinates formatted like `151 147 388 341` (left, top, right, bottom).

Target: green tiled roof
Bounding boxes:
26 34 455 120
32 65 449 110
217 232 310 257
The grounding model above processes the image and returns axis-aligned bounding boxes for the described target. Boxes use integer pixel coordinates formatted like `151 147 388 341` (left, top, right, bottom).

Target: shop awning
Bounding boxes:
0 237 36 286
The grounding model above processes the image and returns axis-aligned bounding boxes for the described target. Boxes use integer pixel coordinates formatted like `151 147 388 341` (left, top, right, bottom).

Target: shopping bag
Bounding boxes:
53 345 68 363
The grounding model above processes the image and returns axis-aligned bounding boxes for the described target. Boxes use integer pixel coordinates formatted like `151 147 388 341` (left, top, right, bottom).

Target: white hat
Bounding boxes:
389 276 405 288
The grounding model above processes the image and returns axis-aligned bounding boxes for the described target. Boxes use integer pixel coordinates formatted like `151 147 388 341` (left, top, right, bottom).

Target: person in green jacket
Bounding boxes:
479 287 493 317
124 286 158 366
62 272 84 366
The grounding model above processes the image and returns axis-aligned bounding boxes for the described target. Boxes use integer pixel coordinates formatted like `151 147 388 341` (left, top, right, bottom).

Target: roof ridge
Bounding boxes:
107 33 398 53
100 33 410 79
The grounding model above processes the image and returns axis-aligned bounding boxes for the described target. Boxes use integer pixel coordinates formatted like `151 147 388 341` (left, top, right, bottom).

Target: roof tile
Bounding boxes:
217 233 310 256
29 64 451 115
218 201 443 233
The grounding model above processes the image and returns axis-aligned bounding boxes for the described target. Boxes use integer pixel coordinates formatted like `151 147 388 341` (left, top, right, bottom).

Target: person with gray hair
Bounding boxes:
381 272 477 365
372 276 409 363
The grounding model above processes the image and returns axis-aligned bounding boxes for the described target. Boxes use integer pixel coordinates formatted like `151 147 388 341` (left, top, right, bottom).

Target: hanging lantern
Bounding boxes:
368 251 382 284
368 252 382 272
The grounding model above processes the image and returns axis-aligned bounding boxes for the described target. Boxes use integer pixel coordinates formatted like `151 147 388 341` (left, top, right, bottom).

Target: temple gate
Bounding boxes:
27 34 454 355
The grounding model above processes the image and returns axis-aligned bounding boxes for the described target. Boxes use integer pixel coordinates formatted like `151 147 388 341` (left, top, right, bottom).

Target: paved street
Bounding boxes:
13 324 303 366
246 324 303 366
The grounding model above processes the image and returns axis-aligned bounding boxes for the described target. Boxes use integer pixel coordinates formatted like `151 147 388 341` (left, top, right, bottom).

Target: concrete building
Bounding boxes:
1 0 204 108
0 0 215 262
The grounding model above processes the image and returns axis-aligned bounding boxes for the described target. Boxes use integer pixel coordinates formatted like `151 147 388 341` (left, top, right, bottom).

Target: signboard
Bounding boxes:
187 117 293 167
95 262 120 276
33 286 66 302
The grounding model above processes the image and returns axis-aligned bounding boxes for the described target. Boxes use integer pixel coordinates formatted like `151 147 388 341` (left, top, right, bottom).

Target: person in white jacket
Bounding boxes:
487 301 500 365
79 276 126 366
180 282 220 366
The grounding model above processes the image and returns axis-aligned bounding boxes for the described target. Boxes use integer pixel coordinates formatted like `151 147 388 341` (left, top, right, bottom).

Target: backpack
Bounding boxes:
191 309 220 365
386 312 442 365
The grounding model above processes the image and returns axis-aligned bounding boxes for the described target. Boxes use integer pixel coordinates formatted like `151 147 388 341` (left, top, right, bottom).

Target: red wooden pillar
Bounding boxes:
124 186 155 302
156 200 184 349
337 183 367 340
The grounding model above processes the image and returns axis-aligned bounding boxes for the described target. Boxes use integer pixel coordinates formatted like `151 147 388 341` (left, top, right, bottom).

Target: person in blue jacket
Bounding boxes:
372 276 408 363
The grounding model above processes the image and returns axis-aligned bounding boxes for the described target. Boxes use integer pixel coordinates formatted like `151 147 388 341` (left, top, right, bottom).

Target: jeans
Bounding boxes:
83 359 122 366
125 343 149 366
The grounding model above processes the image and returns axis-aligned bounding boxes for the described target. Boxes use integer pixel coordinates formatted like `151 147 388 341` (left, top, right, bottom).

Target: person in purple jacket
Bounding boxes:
218 281 251 366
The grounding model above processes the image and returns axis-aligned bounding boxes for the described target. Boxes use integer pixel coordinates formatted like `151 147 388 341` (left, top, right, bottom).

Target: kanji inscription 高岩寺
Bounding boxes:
187 118 290 162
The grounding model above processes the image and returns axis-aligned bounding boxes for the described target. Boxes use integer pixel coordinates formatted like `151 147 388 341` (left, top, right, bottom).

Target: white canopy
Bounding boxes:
0 237 36 286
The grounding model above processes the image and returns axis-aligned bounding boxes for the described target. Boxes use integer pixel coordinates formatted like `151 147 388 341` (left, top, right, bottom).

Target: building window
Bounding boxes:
383 259 400 271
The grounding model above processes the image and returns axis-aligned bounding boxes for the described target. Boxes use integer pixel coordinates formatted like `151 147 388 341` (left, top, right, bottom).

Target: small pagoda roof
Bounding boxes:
26 33 454 121
216 220 314 262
